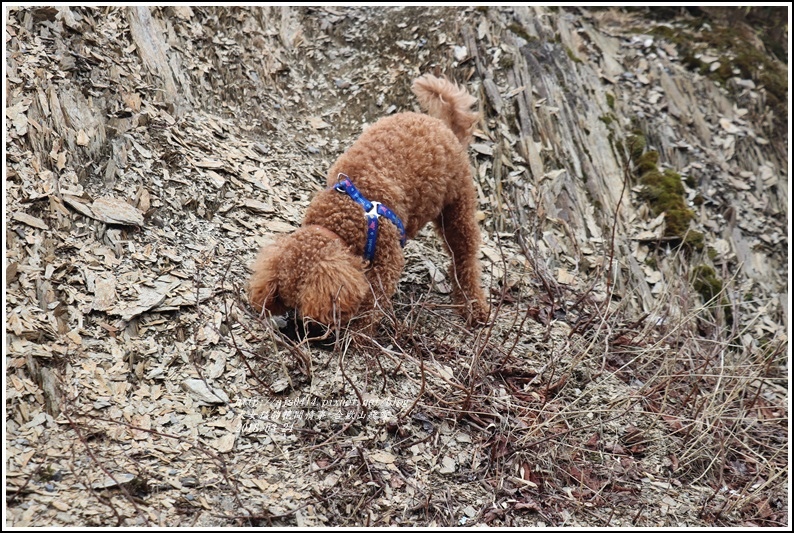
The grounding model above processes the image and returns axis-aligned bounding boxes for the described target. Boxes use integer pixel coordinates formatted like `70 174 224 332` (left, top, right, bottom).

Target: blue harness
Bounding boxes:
333 173 406 262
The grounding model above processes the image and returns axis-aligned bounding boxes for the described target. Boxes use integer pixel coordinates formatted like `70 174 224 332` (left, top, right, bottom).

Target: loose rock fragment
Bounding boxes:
91 197 145 226
182 378 230 404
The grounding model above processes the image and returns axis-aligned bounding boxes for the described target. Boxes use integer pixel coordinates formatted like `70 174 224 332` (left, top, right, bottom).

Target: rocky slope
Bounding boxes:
5 6 788 526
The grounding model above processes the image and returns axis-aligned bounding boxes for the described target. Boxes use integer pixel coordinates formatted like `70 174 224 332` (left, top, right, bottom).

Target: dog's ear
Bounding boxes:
248 242 288 317
298 244 368 325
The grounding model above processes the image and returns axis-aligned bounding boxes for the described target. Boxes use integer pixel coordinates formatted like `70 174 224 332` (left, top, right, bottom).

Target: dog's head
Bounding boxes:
248 226 368 326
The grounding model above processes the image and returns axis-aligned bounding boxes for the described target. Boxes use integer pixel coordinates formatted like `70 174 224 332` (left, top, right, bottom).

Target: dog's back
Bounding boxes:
325 76 479 238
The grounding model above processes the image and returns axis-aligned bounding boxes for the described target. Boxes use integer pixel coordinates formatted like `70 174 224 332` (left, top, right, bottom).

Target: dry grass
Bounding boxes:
219 215 787 525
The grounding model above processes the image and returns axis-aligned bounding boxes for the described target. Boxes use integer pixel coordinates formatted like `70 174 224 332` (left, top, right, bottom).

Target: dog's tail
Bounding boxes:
412 74 478 147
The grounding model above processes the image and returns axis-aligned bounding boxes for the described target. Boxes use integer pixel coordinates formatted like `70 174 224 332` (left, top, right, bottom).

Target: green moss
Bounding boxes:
499 54 515 69
683 230 705 252
710 59 734 83
758 67 787 110
606 92 615 110
128 476 150 497
38 465 57 482
707 246 718 260
642 12 786 113
565 45 583 64
647 19 787 135
639 169 693 238
684 174 697 188
599 114 614 126
647 25 678 41
634 150 659 175
701 25 745 51
632 150 698 246
507 23 534 42
692 194 704 206
681 52 706 73
663 169 685 194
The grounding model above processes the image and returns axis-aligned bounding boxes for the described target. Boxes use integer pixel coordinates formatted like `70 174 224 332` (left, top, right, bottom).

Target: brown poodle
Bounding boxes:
248 74 488 328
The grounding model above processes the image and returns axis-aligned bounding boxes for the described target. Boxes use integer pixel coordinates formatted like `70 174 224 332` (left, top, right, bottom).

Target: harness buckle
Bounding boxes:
366 201 382 218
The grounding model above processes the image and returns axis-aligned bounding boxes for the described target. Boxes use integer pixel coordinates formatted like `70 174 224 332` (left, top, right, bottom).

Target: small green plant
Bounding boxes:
598 114 615 126
627 132 646 161
37 465 57 482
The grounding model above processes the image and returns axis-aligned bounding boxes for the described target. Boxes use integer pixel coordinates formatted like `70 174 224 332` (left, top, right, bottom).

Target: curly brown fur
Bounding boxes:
249 74 488 328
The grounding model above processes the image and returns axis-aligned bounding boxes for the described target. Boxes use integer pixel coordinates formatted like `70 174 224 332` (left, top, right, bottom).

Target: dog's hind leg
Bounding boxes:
434 189 489 325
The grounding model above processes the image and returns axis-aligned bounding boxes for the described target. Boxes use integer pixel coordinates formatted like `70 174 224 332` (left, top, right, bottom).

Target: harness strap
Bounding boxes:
333 173 406 262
